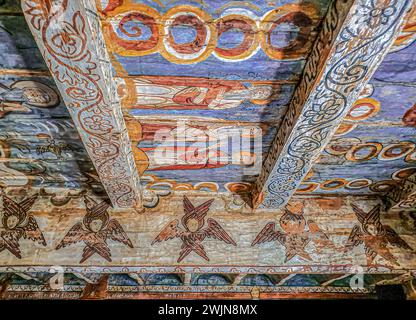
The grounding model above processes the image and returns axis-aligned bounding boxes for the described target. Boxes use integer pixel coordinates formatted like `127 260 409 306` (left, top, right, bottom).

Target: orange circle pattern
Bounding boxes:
104 4 318 64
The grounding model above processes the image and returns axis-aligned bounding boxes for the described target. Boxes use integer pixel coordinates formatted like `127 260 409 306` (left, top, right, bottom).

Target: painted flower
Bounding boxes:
304 100 339 123
361 3 397 29
277 156 300 174
84 115 112 132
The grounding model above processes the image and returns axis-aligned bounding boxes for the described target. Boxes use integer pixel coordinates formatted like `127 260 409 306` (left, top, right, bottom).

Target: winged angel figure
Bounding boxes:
56 196 133 263
252 203 336 262
152 196 237 262
0 194 46 258
345 204 414 266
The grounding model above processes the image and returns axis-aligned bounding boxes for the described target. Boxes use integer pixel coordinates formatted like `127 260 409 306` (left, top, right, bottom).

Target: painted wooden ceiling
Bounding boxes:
0 0 414 202
98 0 332 194
1 0 416 300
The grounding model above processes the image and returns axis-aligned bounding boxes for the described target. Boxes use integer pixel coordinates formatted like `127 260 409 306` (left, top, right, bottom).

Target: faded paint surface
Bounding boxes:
0 0 415 299
302 8 416 196
0 192 414 274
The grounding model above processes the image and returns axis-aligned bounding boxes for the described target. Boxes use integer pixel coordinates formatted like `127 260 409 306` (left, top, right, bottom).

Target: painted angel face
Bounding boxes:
90 219 103 233
281 219 301 233
23 88 51 105
6 215 19 229
365 223 378 236
186 218 199 232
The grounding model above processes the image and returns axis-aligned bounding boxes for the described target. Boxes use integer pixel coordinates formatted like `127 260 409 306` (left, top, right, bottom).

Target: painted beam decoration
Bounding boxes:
297 6 416 198
3 271 412 299
253 0 413 210
20 0 143 208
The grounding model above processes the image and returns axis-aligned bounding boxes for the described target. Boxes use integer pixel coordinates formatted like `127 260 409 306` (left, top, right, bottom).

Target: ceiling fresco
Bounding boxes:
0 0 416 300
97 0 332 192
4 1 414 201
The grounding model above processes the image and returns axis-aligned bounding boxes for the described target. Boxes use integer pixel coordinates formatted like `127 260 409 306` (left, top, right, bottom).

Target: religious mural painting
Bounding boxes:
0 193 46 259
252 202 335 262
152 196 236 262
345 204 415 266
96 0 332 195
0 0 415 299
35 134 75 159
56 196 133 263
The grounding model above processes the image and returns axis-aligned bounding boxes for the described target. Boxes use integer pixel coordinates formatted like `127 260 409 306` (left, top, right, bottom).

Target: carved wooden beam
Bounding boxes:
253 0 413 210
385 172 416 210
21 0 142 208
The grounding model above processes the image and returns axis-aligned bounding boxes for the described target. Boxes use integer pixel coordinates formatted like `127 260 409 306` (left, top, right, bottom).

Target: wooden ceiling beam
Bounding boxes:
253 0 413 210
21 0 142 208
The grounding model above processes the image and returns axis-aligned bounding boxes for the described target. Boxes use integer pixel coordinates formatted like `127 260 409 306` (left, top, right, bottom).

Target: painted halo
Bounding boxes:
11 81 60 108
345 98 380 121
194 182 219 192
159 6 217 64
345 142 383 162
405 150 416 163
296 182 319 193
378 142 415 161
325 137 361 156
320 178 349 190
345 179 373 189
392 167 416 181
259 4 315 60
214 14 259 61
369 180 400 193
334 123 357 136
225 182 252 194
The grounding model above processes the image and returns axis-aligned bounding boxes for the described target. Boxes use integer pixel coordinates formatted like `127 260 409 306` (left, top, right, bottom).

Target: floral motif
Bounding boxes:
84 115 112 132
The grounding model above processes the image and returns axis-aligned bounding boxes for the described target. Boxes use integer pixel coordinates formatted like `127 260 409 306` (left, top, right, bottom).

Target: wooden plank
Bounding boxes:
253 0 414 210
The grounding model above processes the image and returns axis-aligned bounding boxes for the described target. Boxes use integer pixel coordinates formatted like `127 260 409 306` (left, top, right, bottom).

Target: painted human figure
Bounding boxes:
0 194 46 259
125 76 278 110
134 121 258 171
252 202 335 262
